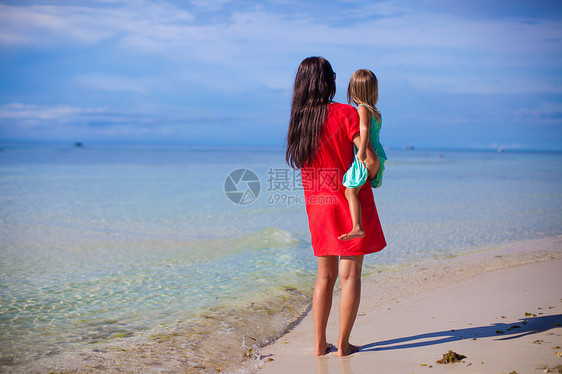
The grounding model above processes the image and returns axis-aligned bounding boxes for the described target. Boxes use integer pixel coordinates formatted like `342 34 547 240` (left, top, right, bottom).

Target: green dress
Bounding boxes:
342 104 387 189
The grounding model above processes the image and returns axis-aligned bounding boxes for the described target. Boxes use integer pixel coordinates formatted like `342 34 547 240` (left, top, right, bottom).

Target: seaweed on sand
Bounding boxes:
436 350 466 364
542 365 562 373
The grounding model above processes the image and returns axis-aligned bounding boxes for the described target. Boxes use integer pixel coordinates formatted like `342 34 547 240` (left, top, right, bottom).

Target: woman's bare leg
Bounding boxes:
313 255 338 355
337 255 363 356
338 187 365 241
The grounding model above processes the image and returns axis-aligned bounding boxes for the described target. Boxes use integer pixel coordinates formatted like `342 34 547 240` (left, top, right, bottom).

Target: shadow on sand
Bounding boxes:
360 313 562 352
310 314 561 374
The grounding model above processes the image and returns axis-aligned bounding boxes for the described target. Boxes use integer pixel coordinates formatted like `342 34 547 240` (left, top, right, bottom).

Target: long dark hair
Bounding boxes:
286 56 336 168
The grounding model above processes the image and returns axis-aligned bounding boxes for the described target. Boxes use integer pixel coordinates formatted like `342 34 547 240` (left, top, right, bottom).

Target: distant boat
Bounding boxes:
74 142 83 147
497 146 505 152
406 145 415 150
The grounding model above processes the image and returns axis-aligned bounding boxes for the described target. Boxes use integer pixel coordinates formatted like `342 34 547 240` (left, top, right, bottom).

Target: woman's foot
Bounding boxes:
338 229 365 241
337 343 359 357
314 342 335 356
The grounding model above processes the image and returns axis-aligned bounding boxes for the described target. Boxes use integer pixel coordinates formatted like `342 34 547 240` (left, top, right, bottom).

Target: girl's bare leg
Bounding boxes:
313 256 338 355
338 187 365 241
365 144 380 181
337 255 363 357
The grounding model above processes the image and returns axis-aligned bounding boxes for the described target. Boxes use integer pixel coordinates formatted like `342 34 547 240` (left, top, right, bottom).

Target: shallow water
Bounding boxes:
0 144 561 371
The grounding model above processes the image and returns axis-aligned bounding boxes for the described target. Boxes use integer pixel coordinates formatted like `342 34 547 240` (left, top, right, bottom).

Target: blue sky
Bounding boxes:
0 0 561 150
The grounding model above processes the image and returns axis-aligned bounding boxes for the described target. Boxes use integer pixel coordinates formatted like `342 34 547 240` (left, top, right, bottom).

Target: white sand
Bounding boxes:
258 236 562 374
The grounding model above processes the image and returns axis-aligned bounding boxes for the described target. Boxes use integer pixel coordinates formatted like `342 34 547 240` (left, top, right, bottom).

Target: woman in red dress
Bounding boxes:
286 57 386 356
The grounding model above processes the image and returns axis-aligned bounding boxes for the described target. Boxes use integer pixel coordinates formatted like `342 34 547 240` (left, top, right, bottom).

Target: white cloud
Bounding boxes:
74 73 149 93
3 2 560 59
188 0 233 11
515 101 562 121
0 1 194 46
0 4 113 45
402 71 562 95
0 102 225 139
0 103 105 125
0 1 560 147
2 2 559 80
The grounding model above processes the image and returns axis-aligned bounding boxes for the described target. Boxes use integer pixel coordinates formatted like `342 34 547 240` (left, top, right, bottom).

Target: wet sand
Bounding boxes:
258 236 562 374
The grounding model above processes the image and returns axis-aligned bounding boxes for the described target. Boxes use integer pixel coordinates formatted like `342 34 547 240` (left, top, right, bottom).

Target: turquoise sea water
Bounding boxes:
0 144 561 370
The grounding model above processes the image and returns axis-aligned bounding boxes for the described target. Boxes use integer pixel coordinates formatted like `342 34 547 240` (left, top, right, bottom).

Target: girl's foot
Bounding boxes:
338 229 365 241
337 343 359 357
314 342 335 356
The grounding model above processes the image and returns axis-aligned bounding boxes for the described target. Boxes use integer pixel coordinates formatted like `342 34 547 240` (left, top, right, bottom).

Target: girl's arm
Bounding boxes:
356 105 371 162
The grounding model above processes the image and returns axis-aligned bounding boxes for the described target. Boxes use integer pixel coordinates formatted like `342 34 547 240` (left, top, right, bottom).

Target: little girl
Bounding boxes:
338 69 387 241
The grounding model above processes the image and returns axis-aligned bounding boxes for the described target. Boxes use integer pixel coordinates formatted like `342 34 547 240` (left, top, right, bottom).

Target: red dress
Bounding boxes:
301 102 386 256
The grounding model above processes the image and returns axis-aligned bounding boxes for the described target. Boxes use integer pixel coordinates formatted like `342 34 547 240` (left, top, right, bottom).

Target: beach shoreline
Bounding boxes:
4 235 561 373
257 235 562 374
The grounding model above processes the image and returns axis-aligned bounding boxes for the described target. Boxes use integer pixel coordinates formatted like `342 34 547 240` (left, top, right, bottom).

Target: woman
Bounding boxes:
286 57 386 357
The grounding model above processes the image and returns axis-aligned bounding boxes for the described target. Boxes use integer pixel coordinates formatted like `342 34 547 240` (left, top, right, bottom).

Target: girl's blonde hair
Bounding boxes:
347 69 379 116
